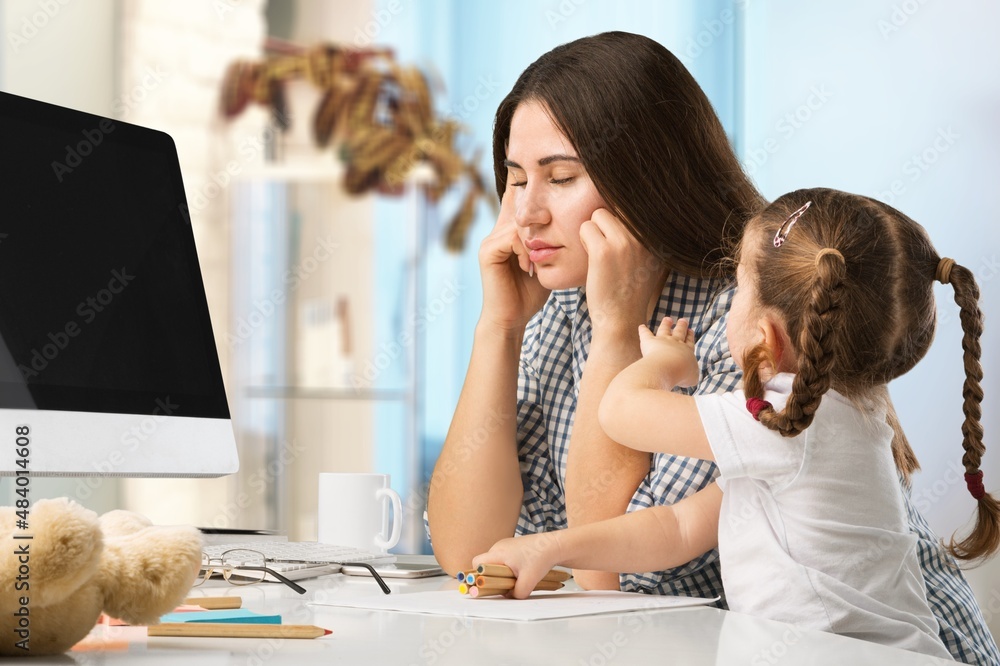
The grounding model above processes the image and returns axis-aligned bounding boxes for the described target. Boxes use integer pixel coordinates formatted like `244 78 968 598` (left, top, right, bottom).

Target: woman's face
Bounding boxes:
505 101 607 290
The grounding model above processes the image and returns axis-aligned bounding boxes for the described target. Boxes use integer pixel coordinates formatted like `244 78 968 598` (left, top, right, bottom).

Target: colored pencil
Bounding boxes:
476 563 572 582
147 623 330 639
182 596 242 610
474 576 564 592
468 582 564 598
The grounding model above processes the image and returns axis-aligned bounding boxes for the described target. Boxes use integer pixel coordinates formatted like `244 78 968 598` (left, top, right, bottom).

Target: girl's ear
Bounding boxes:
757 316 794 374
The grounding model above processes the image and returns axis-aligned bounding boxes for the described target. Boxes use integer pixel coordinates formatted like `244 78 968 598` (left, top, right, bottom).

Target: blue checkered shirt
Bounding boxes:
513 273 999 665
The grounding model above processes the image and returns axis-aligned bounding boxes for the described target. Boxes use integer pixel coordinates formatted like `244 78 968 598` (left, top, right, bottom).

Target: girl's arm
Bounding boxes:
473 483 723 598
598 319 713 461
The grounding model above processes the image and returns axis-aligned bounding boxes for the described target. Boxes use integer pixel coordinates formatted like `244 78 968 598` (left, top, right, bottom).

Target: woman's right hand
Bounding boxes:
477 191 551 333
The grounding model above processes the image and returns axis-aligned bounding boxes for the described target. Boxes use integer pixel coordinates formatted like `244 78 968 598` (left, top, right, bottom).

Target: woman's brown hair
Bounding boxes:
740 187 998 562
492 31 764 278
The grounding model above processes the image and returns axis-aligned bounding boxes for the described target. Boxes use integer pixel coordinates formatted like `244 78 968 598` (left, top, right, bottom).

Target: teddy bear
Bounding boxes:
0 497 203 656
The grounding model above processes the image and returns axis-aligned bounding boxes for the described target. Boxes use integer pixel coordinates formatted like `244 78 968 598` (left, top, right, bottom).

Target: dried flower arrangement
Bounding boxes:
220 41 493 251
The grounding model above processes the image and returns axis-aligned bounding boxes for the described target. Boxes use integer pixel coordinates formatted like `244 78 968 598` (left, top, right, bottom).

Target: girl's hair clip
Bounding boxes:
773 201 812 248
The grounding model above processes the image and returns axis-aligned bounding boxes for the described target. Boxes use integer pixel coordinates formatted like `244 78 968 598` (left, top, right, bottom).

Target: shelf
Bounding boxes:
244 386 408 401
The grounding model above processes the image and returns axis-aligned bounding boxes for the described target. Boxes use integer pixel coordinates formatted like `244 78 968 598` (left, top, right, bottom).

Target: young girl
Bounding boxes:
473 187 999 659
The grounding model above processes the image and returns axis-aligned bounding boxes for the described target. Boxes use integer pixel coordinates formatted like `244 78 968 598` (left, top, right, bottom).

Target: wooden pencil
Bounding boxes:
182 596 242 610
476 563 572 583
468 577 564 594
148 623 330 639
475 575 517 590
474 576 564 592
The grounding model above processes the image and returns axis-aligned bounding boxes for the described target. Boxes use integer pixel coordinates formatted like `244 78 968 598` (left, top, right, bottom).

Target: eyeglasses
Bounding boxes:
338 561 391 595
195 550 392 595
196 549 307 595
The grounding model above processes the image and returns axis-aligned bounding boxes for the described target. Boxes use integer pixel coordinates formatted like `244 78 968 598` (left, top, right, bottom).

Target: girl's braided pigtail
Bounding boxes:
940 259 1000 562
755 249 846 437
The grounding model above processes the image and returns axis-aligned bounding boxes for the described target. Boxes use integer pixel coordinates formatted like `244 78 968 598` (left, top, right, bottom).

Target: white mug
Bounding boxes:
317 473 402 552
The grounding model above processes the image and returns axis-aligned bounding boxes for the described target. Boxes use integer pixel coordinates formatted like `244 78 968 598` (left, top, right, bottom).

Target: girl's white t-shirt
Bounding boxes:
693 373 952 659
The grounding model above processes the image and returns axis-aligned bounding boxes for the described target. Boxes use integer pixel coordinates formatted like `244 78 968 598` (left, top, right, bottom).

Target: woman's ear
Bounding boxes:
757 316 794 374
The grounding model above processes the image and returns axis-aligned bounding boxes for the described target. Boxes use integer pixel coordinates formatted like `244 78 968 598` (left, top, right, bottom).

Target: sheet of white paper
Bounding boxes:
311 589 718 621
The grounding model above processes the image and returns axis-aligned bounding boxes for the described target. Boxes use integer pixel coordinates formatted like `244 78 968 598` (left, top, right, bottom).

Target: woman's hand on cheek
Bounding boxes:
472 532 562 599
477 191 551 333
579 208 662 337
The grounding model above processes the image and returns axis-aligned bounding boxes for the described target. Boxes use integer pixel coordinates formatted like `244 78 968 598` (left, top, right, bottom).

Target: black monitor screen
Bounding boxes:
0 91 229 418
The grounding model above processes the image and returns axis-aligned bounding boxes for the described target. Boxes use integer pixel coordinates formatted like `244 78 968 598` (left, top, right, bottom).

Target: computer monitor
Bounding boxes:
0 91 238 476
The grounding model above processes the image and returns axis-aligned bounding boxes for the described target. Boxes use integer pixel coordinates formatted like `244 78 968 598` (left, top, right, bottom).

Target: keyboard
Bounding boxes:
252 561 342 582
203 541 397 566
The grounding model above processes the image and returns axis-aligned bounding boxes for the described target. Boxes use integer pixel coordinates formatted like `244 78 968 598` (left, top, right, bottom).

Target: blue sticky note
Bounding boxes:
159 609 282 624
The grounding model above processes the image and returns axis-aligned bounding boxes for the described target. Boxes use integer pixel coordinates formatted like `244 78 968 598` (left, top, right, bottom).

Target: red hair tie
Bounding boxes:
965 471 986 500
746 397 772 421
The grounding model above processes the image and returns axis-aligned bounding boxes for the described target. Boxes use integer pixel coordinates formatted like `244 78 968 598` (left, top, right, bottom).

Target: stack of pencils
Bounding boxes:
456 563 571 598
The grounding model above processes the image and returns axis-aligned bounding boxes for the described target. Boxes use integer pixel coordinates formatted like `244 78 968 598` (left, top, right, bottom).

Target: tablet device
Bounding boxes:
341 555 446 579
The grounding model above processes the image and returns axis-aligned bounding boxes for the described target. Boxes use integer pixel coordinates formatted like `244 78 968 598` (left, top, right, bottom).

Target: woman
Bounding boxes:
427 31 997 664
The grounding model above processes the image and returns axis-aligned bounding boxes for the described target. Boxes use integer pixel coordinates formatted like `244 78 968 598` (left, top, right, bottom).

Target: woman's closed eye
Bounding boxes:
509 177 575 187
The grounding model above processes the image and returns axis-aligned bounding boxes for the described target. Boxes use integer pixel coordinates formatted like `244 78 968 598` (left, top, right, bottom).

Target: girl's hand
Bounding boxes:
472 532 562 599
637 317 700 388
477 190 551 334
579 208 662 337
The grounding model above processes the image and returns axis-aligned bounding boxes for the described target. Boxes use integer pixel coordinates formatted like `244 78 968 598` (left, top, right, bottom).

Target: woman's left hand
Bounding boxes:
579 208 663 337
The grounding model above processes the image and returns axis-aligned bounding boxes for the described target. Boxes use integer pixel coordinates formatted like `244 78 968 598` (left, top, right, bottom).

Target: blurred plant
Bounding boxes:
220 40 493 251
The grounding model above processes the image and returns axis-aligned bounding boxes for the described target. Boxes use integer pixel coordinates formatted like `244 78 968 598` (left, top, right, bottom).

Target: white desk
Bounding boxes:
59 562 952 665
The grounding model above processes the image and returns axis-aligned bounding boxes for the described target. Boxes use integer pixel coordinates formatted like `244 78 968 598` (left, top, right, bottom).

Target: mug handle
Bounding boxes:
374 487 402 550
